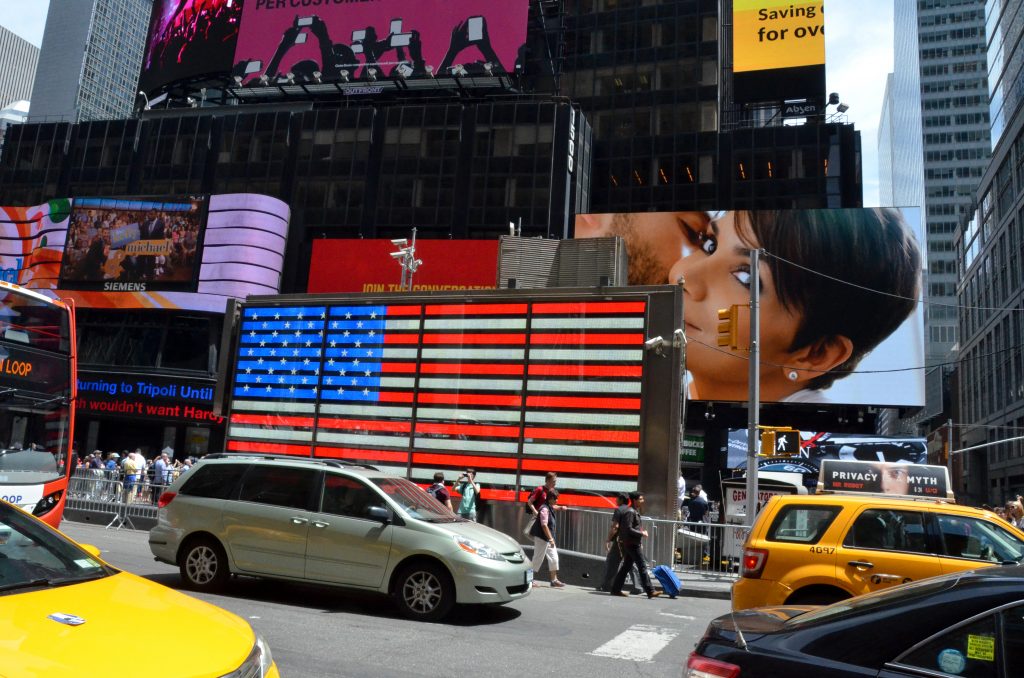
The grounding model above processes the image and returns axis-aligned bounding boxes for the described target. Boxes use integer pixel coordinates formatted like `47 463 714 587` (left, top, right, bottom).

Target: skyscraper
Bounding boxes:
882 0 990 436
956 0 1024 504
28 0 151 122
0 24 39 109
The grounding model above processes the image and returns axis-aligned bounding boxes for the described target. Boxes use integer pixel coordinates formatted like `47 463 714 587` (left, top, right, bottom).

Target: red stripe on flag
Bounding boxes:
526 395 641 410
524 427 640 443
527 364 642 377
418 393 522 407
426 303 527 315
529 333 643 345
412 452 519 469
383 334 420 344
384 306 422 316
420 363 524 375
416 422 521 438
226 440 310 456
381 363 417 373
521 459 639 476
318 418 412 433
230 413 314 428
314 447 409 463
422 333 525 345
378 392 414 403
531 301 646 314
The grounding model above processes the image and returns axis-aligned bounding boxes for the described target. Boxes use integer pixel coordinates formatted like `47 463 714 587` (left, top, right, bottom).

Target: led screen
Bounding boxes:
232 1 529 85
222 291 685 509
575 208 925 407
732 0 825 103
59 197 207 293
139 0 244 95
0 193 290 313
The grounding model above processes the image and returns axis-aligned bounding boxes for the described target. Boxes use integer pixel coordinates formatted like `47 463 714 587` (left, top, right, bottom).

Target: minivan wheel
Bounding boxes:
394 562 455 621
179 537 230 592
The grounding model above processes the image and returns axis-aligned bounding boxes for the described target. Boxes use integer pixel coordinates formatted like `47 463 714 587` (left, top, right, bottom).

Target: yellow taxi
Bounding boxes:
0 499 278 677
732 461 1024 611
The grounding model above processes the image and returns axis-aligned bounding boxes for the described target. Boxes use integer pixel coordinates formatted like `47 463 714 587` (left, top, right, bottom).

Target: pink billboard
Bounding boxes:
233 1 529 84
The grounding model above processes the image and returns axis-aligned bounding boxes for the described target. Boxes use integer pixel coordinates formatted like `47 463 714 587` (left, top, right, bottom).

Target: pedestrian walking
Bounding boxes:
454 468 481 521
682 484 711 566
152 453 170 505
524 471 565 536
530 488 565 588
427 472 453 511
598 493 639 592
609 492 661 599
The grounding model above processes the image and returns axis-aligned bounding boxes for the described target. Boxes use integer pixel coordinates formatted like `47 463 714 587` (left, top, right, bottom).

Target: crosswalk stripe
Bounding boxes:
588 624 679 663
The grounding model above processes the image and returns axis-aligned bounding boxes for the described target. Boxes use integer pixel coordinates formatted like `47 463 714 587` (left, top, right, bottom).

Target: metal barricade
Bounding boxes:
66 468 158 529
555 506 749 580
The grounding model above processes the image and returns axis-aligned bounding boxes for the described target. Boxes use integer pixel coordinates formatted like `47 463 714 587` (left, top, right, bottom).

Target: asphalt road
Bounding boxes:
62 521 732 678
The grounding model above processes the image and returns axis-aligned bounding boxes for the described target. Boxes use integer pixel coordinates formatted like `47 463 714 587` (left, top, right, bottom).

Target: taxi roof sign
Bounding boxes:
816 459 954 501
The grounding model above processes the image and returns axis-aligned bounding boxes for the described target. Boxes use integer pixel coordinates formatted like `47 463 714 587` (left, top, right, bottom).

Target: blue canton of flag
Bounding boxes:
235 305 327 400
320 305 388 402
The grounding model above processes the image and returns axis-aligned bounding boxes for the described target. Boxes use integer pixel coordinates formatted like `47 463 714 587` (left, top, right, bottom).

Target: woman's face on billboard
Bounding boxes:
667 211 819 401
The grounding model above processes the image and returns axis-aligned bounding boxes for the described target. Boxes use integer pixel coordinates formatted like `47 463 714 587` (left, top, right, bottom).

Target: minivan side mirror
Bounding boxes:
367 505 391 523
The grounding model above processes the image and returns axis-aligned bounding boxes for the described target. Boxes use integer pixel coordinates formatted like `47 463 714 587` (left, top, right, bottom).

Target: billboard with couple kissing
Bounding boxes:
575 208 925 407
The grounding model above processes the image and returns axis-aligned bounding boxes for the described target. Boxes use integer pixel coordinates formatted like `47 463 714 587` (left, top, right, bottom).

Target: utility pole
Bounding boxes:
744 248 760 526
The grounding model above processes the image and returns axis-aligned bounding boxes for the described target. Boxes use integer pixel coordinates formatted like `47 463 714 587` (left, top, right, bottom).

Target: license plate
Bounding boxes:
526 568 534 585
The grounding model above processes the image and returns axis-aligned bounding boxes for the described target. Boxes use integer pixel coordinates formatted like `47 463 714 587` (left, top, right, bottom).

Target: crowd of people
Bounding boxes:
64 208 201 284
76 449 197 504
143 0 242 81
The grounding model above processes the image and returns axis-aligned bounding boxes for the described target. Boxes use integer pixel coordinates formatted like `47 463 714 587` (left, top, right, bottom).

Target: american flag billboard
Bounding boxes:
220 288 682 511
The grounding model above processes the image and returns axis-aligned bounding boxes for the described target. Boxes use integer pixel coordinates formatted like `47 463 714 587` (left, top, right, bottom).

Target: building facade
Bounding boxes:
955 0 1024 505
0 24 39 109
28 0 151 123
883 1 990 442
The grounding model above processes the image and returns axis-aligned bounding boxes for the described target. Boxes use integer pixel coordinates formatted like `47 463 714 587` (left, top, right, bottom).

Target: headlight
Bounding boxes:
220 632 274 678
453 534 503 561
32 490 63 516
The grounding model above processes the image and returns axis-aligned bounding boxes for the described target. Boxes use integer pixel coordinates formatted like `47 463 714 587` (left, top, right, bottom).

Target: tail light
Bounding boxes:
157 491 176 509
741 547 769 578
685 652 740 678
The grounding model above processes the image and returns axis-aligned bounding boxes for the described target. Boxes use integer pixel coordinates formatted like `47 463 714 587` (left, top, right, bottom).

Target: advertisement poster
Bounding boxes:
233 1 529 84
307 239 498 293
0 194 290 313
732 0 825 103
575 208 925 407
139 0 243 95
60 197 207 293
727 430 929 490
817 459 950 498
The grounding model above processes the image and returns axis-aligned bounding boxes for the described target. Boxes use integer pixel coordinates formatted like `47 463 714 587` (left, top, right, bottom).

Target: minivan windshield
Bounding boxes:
372 476 459 523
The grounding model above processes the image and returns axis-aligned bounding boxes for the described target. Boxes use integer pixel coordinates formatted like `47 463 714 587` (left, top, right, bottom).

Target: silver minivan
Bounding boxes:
149 455 531 621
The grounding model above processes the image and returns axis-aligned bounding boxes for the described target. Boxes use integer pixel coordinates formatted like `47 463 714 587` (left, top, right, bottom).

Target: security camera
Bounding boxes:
644 336 665 351
389 251 405 260
390 238 408 247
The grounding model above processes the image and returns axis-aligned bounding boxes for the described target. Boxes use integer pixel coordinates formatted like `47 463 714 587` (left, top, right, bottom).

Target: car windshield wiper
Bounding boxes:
0 578 52 593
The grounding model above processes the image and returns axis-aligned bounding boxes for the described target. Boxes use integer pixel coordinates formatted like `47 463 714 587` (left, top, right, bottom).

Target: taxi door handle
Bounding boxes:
312 520 330 528
847 560 874 569
291 517 309 525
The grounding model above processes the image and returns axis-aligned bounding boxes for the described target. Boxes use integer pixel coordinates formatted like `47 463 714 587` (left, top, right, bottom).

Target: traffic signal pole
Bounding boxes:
744 248 760 526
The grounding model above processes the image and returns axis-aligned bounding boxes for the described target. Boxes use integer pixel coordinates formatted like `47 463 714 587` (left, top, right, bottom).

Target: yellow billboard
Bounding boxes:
733 0 824 73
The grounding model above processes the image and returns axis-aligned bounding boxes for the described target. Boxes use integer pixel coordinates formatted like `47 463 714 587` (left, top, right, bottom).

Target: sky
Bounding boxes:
0 0 894 206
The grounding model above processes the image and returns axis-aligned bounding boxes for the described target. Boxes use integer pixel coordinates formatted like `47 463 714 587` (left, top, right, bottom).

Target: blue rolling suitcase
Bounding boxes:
651 565 682 598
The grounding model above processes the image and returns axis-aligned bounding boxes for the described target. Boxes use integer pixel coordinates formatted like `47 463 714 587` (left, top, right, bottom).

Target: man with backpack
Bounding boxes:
427 472 453 511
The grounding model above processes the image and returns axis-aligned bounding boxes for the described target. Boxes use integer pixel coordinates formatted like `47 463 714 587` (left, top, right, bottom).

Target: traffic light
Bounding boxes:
774 429 800 456
758 430 776 456
717 305 741 349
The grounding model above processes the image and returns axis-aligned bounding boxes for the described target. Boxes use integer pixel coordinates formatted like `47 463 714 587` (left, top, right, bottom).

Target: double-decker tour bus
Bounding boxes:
0 281 76 527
